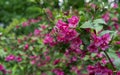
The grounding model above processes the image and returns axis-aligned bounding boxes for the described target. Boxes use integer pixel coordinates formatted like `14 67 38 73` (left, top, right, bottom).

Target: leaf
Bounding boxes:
94 24 103 33
93 19 106 25
99 30 117 39
12 65 18 75
108 50 120 70
99 30 114 36
80 21 94 29
0 49 7 58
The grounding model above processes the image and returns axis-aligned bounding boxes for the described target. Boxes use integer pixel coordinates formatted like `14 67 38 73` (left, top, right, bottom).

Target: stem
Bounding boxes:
104 51 116 70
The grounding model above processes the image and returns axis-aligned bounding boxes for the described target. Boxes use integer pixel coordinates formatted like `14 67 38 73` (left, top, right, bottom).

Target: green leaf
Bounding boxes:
80 21 94 29
99 30 114 36
0 49 7 58
99 30 117 39
12 65 18 75
93 19 106 24
108 50 120 70
94 24 103 33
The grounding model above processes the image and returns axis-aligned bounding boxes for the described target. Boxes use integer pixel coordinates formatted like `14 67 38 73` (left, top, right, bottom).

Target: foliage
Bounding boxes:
0 0 120 75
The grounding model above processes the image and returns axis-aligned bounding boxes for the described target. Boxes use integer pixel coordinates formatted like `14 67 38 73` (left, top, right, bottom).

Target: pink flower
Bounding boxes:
24 44 29 50
100 42 108 51
30 60 36 65
107 26 112 30
101 33 111 44
45 56 51 62
56 20 68 28
0 64 6 74
41 25 47 30
90 3 96 9
71 56 77 62
116 51 120 58
71 66 79 73
101 58 108 64
102 12 110 23
34 29 41 36
55 17 79 43
91 33 102 47
112 17 118 22
5 54 16 62
43 34 55 46
41 73 47 75
0 64 4 71
70 37 82 49
57 29 78 43
87 43 98 53
87 63 113 75
117 71 120 75
114 23 119 30
29 55 37 59
29 19 39 23
116 41 120 44
22 21 29 27
52 69 64 75
53 59 60 65
16 56 22 62
68 16 79 28
113 3 118 8
45 8 53 18
96 53 104 58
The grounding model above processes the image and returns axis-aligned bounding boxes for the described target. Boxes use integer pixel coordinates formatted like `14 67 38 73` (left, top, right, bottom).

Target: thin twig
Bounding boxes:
104 51 116 70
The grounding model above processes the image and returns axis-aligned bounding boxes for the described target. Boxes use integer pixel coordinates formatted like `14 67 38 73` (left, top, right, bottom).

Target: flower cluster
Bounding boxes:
87 63 113 75
5 55 22 62
22 18 40 27
87 33 111 53
55 16 79 43
43 16 80 48
52 68 64 75
0 64 6 74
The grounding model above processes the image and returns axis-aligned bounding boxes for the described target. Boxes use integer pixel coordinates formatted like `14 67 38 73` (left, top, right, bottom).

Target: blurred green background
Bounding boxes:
0 0 115 28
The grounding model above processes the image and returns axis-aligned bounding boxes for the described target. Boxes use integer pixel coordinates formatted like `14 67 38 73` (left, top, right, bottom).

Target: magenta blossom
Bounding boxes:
100 42 109 51
117 71 120 75
41 73 47 75
53 59 60 65
70 37 82 49
71 56 77 62
90 3 96 9
101 33 111 44
43 34 55 46
116 51 120 58
0 64 6 74
92 33 102 47
101 58 108 64
29 18 39 23
87 63 113 75
113 3 118 8
22 21 29 27
112 17 118 22
116 41 120 44
16 56 22 62
114 23 119 30
52 68 64 75
102 12 110 23
34 29 41 36
87 43 98 53
68 16 79 28
5 54 16 62
24 44 29 50
0 64 4 71
56 20 68 29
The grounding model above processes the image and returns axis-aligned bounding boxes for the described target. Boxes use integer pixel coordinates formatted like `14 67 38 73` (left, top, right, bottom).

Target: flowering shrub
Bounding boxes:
0 1 120 75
